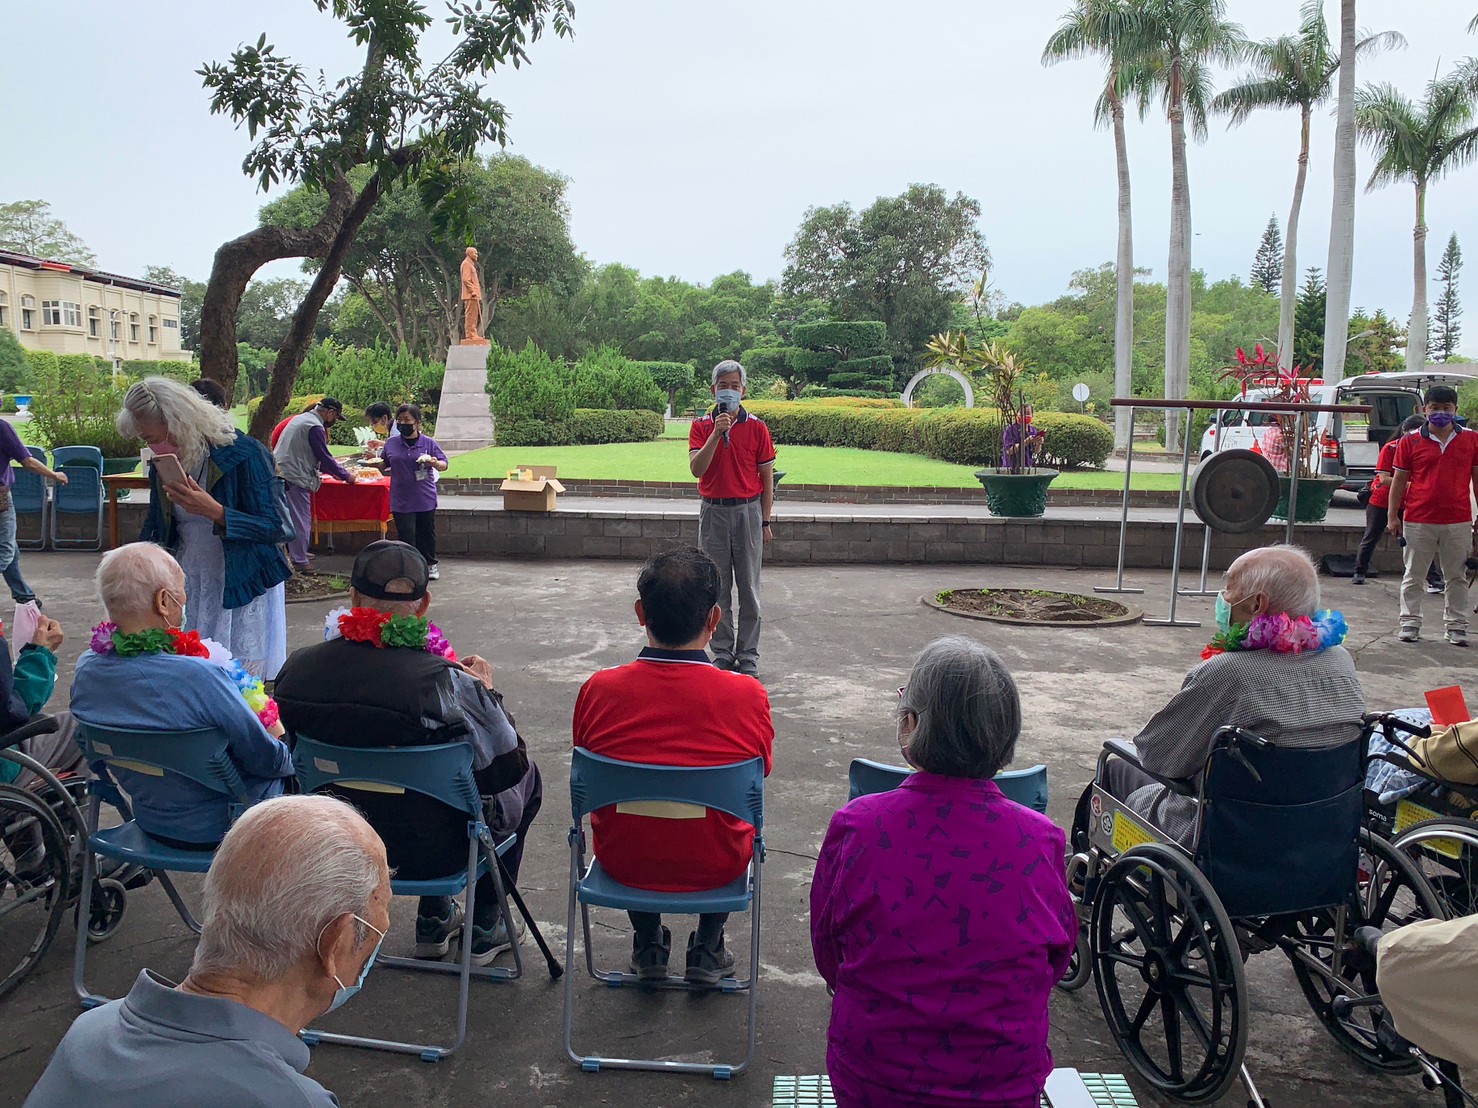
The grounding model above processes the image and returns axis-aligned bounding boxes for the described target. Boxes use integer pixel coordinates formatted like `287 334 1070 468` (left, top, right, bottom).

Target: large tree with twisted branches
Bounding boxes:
196 0 574 439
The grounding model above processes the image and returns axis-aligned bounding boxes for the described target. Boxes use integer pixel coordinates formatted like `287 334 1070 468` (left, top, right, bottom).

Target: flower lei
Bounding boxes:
89 622 279 729
1202 610 1348 661
324 607 457 662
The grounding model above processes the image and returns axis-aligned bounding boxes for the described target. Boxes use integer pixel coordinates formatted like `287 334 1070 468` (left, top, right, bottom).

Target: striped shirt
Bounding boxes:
1125 645 1366 845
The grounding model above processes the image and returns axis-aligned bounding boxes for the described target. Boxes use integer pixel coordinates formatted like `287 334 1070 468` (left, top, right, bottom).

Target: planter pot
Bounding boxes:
974 469 1060 518
1271 474 1343 523
103 456 141 476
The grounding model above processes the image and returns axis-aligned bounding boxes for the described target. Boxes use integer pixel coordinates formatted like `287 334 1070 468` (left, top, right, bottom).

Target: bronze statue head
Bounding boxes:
465 246 479 262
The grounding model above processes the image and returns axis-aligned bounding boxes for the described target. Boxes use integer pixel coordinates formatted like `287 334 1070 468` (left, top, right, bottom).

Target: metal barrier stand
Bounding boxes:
1094 427 1144 597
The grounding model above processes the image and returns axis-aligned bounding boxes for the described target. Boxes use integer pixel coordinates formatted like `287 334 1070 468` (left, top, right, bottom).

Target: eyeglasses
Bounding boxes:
897 685 907 699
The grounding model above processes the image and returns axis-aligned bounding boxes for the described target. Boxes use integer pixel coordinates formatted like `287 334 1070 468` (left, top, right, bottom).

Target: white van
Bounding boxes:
1198 370 1477 490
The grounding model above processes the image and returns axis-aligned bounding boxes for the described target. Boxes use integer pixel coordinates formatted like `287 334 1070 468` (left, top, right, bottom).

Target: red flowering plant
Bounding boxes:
1218 344 1319 479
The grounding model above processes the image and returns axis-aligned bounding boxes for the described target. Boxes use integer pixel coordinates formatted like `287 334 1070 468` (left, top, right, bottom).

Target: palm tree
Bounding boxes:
1323 0 1358 385
1213 3 1402 370
1356 71 1478 373
1042 1 1151 451
1130 0 1245 450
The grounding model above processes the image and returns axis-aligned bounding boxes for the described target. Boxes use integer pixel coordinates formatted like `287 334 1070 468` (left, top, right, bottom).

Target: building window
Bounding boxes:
129 313 140 342
162 318 178 330
20 295 35 331
0 291 8 328
148 315 158 344
88 306 100 337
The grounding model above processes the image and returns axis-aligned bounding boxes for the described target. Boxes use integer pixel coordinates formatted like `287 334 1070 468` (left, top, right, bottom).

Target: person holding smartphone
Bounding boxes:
369 403 448 581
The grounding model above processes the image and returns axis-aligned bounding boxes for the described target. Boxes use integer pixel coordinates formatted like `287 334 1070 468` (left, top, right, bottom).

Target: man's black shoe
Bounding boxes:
1351 572 1366 585
630 925 672 982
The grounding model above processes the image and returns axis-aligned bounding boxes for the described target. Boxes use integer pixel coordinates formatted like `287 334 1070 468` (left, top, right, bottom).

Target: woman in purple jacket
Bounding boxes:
371 403 449 581
811 636 1076 1108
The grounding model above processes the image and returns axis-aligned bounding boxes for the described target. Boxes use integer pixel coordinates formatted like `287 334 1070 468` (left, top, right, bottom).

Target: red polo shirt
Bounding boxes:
1393 425 1478 525
572 647 774 892
1368 438 1399 509
689 407 776 500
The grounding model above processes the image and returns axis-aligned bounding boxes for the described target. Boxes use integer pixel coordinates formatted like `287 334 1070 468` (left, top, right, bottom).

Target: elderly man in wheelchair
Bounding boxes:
1062 546 1447 1105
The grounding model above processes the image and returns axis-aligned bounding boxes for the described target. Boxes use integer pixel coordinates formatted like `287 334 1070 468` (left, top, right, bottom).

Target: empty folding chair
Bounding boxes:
50 445 104 550
72 724 247 1008
564 748 765 1079
12 446 50 550
847 756 1050 812
294 736 558 1062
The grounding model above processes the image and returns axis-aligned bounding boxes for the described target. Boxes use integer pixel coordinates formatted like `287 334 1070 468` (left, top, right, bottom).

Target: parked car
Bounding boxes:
1198 370 1476 490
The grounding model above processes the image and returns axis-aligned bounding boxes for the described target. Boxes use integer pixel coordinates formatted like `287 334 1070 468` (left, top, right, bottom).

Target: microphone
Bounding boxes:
720 401 731 446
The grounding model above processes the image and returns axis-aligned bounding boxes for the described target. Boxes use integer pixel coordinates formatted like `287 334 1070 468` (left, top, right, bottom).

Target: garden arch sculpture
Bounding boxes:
901 367 974 408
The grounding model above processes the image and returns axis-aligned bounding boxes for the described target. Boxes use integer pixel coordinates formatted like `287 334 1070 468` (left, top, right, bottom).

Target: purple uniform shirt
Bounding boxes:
811 773 1076 1108
0 419 30 488
308 424 352 483
1002 421 1043 468
381 432 447 513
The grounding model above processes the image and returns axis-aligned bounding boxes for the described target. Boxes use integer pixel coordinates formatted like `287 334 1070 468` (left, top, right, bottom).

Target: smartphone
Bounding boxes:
152 452 188 487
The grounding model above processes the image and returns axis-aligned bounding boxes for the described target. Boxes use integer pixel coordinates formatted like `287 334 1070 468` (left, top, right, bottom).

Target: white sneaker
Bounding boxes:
1447 630 1470 648
1399 626 1420 643
427 563 440 581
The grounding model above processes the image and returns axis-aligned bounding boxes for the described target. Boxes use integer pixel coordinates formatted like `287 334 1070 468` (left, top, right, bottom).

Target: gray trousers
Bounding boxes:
698 499 763 664
1400 522 1472 634
285 483 314 568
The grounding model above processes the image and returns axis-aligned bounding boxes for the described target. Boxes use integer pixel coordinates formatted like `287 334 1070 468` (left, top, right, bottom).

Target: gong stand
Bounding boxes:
1102 398 1371 627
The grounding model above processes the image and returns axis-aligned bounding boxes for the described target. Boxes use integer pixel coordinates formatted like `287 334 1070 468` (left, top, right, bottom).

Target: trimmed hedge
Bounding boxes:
572 408 664 444
788 348 839 373
740 347 798 375
792 320 887 352
744 401 1113 469
796 396 903 409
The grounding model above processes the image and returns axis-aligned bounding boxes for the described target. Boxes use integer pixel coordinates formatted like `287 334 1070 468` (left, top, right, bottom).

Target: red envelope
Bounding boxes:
1425 685 1472 727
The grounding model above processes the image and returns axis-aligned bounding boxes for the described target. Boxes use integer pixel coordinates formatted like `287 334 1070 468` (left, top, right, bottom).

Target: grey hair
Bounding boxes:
900 635 1021 779
1226 544 1320 618
711 359 746 388
190 795 382 983
117 376 236 472
96 542 182 622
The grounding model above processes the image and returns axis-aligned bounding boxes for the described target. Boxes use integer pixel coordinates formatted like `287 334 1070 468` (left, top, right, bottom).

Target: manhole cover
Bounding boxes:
924 588 1142 626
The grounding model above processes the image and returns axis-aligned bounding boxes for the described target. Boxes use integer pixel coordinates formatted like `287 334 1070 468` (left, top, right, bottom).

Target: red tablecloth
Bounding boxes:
313 476 391 532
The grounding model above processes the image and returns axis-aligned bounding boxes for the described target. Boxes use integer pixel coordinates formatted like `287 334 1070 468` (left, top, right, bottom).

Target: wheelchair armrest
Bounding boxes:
0 713 59 751
1098 739 1198 797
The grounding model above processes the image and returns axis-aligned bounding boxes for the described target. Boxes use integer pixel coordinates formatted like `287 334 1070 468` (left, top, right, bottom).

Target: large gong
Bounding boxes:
1190 448 1280 534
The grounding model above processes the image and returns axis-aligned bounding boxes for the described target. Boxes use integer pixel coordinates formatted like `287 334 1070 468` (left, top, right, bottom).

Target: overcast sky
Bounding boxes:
2 1 1475 353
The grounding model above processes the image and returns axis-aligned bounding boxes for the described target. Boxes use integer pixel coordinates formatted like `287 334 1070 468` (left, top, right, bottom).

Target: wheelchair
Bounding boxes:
0 715 143 1000
1364 711 1478 922
1061 726 1444 1104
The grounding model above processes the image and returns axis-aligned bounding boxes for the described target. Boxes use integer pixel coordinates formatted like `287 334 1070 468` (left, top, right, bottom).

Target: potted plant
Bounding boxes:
924 326 1058 517
1219 345 1342 523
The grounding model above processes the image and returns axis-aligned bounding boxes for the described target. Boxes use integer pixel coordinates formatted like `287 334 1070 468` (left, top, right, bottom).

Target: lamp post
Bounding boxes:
107 308 121 381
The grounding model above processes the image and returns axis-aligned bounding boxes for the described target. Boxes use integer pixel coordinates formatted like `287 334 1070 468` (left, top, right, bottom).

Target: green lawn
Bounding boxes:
448 438 1181 490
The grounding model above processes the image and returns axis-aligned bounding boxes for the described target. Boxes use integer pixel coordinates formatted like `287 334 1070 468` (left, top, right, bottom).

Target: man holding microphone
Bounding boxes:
688 360 775 677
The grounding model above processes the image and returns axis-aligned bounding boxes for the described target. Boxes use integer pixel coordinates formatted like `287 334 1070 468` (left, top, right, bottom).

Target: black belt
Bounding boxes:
702 495 760 506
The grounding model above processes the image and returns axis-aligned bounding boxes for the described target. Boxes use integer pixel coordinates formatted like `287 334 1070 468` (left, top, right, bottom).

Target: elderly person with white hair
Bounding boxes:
1077 543 1365 848
118 376 292 679
687 359 775 677
811 636 1076 1108
69 543 294 850
25 795 389 1108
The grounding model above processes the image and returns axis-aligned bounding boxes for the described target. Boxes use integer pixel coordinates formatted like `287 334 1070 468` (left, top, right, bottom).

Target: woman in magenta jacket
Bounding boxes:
811 636 1076 1107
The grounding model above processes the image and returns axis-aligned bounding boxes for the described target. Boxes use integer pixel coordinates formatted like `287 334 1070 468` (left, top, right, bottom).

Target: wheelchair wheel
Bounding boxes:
1091 843 1248 1102
0 785 71 1001
1285 828 1444 1073
1059 928 1093 992
1394 818 1478 920
86 877 127 943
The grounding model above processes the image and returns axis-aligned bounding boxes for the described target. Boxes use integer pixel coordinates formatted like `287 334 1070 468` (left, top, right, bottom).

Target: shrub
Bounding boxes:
120 359 193 383
788 349 838 373
570 346 665 412
1459 381 1478 425
638 360 696 414
795 396 903 409
739 348 797 376
572 408 664 444
486 342 575 446
791 321 888 353
743 401 1112 469
296 340 441 416
29 354 139 457
0 328 31 392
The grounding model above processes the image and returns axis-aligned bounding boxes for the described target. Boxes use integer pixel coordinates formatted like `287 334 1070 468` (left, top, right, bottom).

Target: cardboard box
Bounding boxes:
499 464 565 513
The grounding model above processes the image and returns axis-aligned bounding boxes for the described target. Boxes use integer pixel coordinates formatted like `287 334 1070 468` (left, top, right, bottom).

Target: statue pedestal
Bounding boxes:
436 344 495 452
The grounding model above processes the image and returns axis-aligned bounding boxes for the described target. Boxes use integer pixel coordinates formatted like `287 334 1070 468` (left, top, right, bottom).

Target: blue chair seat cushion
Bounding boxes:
391 856 488 898
90 821 218 873
577 858 753 915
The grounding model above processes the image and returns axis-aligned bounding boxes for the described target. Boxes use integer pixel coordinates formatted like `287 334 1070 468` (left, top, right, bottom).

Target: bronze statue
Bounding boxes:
459 246 489 346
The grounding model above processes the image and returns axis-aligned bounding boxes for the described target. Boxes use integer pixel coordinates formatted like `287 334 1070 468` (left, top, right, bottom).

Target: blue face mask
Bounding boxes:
1215 591 1235 633
715 388 742 410
1427 411 1458 429
323 914 385 1012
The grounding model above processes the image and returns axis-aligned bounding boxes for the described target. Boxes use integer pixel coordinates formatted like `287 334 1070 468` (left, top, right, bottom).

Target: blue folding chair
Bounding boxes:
564 748 766 1079
847 757 1050 813
50 445 104 550
71 723 247 1007
12 446 50 550
293 737 533 1062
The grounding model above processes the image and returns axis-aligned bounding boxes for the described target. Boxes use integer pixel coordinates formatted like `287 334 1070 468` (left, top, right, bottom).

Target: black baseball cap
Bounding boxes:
318 396 344 415
351 540 429 601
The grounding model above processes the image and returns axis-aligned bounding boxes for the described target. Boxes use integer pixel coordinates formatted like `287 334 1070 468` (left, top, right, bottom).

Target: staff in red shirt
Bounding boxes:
1389 386 1478 646
1353 415 1443 590
573 545 774 986
688 360 776 677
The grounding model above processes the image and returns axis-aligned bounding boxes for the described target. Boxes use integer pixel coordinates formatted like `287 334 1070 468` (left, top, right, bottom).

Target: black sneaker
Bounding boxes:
414 901 465 959
712 655 736 671
684 930 736 986
1351 572 1366 585
629 925 672 982
737 660 759 678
